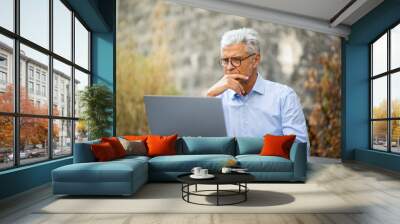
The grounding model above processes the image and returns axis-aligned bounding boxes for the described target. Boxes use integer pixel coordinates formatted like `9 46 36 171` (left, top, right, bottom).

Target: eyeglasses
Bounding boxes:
220 54 255 68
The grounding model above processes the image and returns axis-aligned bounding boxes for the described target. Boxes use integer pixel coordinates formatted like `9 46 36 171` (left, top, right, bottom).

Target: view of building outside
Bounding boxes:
117 0 342 158
0 38 75 169
0 0 90 170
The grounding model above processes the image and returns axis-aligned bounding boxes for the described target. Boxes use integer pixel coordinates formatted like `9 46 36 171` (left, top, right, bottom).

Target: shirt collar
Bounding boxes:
231 73 265 100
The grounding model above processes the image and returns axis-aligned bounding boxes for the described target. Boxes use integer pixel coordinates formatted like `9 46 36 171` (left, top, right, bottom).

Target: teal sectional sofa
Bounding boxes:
52 137 307 196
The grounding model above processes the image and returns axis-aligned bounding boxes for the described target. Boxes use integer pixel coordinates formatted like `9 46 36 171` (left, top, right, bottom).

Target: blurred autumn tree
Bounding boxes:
371 99 400 144
0 84 59 151
116 1 180 135
304 44 341 158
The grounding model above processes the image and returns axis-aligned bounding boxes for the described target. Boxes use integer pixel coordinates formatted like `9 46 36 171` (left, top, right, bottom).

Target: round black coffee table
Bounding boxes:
177 173 255 206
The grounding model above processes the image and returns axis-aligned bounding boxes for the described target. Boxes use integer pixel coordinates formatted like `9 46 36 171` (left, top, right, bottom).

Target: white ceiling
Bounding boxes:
227 0 353 23
168 0 384 37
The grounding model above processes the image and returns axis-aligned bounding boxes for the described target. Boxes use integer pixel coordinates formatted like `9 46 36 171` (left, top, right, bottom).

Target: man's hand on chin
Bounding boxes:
206 73 248 97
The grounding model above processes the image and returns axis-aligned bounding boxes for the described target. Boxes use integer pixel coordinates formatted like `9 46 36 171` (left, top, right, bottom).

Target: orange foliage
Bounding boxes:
0 84 59 149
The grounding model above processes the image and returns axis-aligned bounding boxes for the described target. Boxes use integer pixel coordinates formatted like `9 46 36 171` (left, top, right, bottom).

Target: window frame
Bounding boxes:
0 0 92 171
370 21 400 154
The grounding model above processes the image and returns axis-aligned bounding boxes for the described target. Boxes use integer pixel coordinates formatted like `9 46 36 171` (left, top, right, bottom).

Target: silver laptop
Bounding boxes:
144 96 227 137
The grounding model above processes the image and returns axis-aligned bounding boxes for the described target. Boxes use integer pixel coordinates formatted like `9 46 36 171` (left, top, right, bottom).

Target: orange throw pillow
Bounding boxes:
260 134 296 159
91 142 117 161
124 135 148 141
101 137 127 158
146 134 178 157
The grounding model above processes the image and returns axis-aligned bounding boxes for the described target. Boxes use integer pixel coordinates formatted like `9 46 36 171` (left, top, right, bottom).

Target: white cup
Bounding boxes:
221 167 232 174
191 167 202 176
200 169 208 176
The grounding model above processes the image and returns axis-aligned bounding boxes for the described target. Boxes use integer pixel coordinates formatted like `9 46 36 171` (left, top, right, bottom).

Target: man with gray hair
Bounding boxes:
207 28 309 152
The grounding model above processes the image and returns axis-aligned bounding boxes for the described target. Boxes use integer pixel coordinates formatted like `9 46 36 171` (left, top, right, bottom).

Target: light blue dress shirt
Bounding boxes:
217 74 309 147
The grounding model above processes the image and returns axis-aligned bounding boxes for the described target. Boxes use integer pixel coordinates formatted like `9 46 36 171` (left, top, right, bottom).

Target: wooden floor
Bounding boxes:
1 157 400 224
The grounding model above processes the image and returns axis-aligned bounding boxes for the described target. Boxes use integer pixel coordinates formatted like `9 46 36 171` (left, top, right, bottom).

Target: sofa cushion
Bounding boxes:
119 138 147 156
235 137 263 155
101 137 127 158
91 142 118 161
147 134 178 157
260 134 296 159
179 137 235 155
52 159 147 183
236 155 293 172
148 154 235 172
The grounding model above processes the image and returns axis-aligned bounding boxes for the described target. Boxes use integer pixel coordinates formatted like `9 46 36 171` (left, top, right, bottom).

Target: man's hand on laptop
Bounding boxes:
206 74 248 97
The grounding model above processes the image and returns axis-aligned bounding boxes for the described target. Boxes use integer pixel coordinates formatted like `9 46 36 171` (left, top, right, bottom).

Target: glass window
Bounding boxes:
42 85 46 96
74 17 89 70
20 44 49 115
53 119 72 158
371 25 400 154
75 120 88 143
74 69 89 118
53 0 72 60
391 72 400 118
28 67 34 79
0 0 92 169
20 0 49 49
372 33 387 76
0 54 7 67
0 34 14 113
19 117 49 165
0 116 14 170
372 121 388 151
28 81 33 93
0 0 14 31
391 120 400 153
53 59 72 116
372 76 387 119
391 24 400 70
36 83 40 95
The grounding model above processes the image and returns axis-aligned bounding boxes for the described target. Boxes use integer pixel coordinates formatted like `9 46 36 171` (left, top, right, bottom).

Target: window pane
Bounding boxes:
20 117 49 165
53 0 72 60
53 119 72 158
53 59 72 117
391 120 400 153
20 44 49 115
391 72 400 118
0 34 14 112
74 17 89 70
372 33 387 76
372 121 388 151
0 0 14 31
0 116 13 170
74 69 89 118
391 24 400 70
372 77 387 119
75 120 88 143
20 0 49 49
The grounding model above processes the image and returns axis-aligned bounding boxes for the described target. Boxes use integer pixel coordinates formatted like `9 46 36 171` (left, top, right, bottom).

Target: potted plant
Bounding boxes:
79 84 114 140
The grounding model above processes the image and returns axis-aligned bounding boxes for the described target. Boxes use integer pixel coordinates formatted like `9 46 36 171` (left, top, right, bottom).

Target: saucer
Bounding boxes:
190 174 215 179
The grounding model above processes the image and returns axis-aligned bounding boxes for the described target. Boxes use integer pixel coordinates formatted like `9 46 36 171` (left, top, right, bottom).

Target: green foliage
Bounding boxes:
79 84 114 140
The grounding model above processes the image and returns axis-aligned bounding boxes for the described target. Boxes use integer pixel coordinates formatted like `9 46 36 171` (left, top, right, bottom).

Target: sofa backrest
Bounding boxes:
177 137 236 155
73 139 101 163
235 137 264 155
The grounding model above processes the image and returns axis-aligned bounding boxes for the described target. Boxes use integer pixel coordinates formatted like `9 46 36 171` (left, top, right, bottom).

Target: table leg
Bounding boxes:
245 183 247 201
217 184 219 206
195 184 197 192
